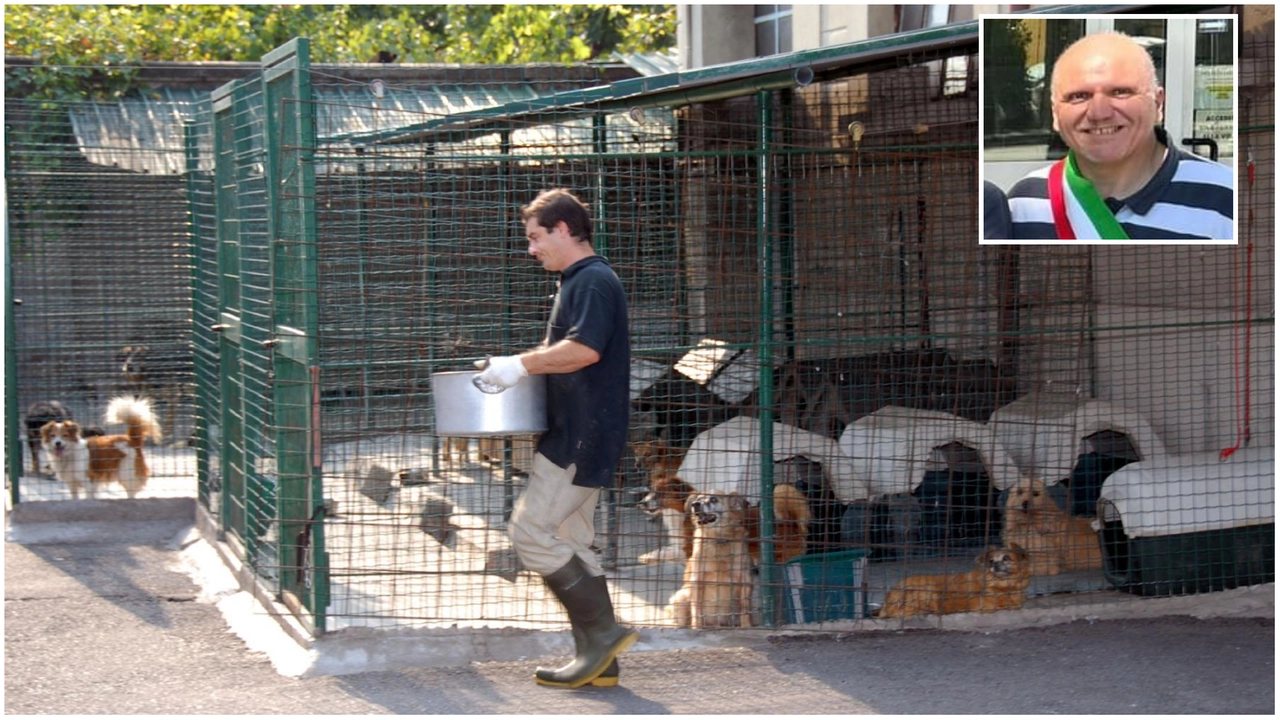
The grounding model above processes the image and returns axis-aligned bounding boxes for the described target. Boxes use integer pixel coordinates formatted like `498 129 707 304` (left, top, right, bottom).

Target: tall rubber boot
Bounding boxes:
534 556 637 688
568 575 620 687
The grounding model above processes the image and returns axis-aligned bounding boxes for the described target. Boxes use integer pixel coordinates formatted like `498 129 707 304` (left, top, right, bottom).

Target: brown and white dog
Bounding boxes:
877 544 1032 618
632 438 687 483
1003 477 1103 576
40 396 161 499
669 491 755 628
638 475 810 566
638 473 696 564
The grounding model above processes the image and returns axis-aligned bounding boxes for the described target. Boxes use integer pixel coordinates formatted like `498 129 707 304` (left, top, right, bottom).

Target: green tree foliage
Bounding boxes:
5 4 676 100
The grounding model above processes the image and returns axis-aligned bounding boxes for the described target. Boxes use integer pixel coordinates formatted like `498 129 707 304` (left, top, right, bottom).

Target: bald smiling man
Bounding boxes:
1008 32 1234 240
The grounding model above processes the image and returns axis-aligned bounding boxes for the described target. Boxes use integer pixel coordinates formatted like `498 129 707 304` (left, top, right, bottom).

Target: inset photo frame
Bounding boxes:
979 14 1238 244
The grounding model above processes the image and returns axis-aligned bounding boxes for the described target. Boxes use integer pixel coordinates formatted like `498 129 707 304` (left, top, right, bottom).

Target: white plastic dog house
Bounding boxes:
677 415 871 503
1099 446 1274 539
836 406 1018 550
1097 446 1274 595
837 406 1020 496
987 394 1168 483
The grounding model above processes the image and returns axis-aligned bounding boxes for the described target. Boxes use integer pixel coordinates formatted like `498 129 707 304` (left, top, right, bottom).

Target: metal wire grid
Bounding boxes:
272 37 1271 633
6 99 198 498
308 108 689 630
4 17 1272 635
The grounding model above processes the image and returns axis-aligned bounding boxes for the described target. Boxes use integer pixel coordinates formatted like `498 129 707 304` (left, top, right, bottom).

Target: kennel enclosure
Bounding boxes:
6 8 1275 640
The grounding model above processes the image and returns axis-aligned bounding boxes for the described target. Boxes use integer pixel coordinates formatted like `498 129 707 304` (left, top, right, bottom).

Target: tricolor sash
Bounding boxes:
1047 152 1130 240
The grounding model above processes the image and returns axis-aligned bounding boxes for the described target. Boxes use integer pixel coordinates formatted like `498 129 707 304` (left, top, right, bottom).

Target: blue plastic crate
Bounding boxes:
782 549 869 624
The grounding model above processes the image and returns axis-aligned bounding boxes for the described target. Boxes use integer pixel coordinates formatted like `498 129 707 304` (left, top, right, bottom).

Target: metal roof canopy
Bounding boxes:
54 67 635 174
341 4 1161 149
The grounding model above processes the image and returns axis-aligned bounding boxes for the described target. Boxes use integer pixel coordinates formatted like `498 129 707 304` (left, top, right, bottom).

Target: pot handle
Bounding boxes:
470 358 510 394
472 375 508 395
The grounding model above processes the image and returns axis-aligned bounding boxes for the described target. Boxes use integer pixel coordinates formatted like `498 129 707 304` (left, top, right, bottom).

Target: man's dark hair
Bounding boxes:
522 189 593 244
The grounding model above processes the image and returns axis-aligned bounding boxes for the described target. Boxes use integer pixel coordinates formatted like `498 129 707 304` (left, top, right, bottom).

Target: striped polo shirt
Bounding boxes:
1009 131 1235 240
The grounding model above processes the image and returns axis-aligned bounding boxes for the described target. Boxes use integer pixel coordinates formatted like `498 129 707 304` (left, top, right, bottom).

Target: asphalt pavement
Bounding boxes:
4 500 1274 715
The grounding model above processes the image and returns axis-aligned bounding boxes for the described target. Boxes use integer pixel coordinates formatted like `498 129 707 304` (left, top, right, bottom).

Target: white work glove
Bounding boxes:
475 355 528 390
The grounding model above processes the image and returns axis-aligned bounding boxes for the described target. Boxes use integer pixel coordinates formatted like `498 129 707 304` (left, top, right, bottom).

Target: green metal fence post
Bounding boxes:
756 90 778 625
183 119 211 510
4 127 20 504
593 111 622 569
354 147 373 430
422 143 444 475
211 80 246 542
499 128 517 522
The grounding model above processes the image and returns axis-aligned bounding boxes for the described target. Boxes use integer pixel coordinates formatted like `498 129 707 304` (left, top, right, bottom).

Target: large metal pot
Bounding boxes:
431 371 547 436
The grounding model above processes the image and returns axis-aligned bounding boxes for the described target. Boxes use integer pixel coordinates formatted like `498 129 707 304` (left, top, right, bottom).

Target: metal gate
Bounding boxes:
200 39 327 631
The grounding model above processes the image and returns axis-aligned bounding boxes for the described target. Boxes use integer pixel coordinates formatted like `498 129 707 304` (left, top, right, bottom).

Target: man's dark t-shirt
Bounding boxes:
536 255 630 489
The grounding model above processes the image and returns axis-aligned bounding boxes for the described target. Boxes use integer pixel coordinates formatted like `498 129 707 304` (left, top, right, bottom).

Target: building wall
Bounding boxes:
677 4 758 69
679 4 1005 68
673 5 1274 454
1092 5 1275 454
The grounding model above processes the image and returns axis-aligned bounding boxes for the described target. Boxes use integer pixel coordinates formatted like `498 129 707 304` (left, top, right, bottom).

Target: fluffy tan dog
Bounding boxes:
1003 477 1104 576
638 477 811 566
878 544 1032 618
744 483 810 566
669 492 754 628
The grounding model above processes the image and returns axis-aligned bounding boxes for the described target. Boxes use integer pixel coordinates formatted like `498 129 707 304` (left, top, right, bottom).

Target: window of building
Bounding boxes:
898 4 970 98
754 5 793 57
898 4 951 32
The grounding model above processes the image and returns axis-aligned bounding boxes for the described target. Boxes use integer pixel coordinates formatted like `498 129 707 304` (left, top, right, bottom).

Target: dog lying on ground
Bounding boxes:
877 544 1032 618
1003 477 1103 576
669 491 754 628
638 475 810 566
40 396 162 499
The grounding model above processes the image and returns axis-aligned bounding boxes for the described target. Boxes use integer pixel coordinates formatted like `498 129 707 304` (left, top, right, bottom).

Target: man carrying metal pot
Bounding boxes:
476 188 635 689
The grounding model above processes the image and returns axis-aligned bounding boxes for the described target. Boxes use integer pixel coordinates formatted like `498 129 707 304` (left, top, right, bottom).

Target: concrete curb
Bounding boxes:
296 583 1273 677
9 496 1272 679
7 497 195 523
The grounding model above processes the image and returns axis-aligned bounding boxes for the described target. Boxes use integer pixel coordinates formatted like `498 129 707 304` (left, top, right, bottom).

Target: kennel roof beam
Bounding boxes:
335 21 977 148
336 4 1161 148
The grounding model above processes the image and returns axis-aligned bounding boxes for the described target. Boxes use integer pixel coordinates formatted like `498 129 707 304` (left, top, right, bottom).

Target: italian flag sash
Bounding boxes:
1047 152 1130 240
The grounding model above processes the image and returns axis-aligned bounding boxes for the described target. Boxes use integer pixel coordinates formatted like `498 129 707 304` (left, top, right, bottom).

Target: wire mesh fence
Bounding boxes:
6 97 201 501
6 10 1274 639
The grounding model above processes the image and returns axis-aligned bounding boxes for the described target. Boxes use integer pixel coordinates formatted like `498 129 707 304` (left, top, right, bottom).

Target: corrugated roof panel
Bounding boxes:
614 49 679 77
66 79 676 175
68 89 212 174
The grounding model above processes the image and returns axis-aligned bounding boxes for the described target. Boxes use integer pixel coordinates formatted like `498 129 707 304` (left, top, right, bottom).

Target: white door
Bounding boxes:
1085 15 1236 165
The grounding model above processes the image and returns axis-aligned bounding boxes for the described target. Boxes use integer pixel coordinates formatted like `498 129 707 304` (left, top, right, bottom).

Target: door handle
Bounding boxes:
1181 137 1219 162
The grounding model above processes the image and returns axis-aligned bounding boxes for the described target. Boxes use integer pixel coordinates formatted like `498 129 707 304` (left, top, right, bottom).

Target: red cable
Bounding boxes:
1220 156 1256 461
1243 239 1253 445
1220 238 1242 461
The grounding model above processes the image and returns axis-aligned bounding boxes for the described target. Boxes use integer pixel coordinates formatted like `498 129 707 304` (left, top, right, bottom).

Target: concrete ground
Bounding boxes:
5 498 1274 715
